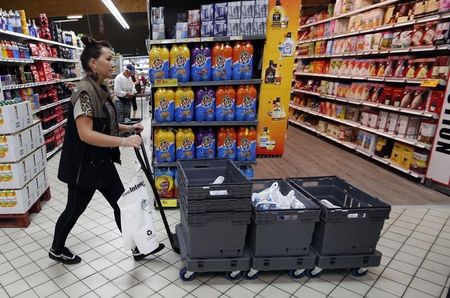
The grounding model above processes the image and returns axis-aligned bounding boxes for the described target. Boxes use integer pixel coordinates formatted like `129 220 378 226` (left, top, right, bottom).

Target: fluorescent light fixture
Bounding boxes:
101 0 130 30
54 19 79 23
67 15 83 19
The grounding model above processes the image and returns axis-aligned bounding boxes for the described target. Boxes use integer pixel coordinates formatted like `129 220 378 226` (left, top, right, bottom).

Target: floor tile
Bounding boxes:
0 269 22 285
259 284 291 298
387 259 418 276
71 263 96 280
125 283 155 298
329 286 362 298
410 231 437 243
303 277 336 295
33 280 60 297
373 276 407 296
421 259 450 276
394 251 423 267
381 267 413 286
226 284 259 298
400 244 428 259
93 282 123 298
113 273 141 291
366 287 400 298
16 262 41 278
431 244 450 257
24 271 51 287
14 289 39 298
427 251 450 265
128 265 156 282
157 283 188 298
405 237 433 250
83 272 109 290
54 271 79 288
415 268 448 286
410 276 444 297
338 276 372 295
4 279 31 297
100 264 126 281
143 274 171 292
382 231 408 243
238 278 270 294
191 285 222 298
270 275 304 293
293 285 327 298
403 287 437 298
203 276 236 292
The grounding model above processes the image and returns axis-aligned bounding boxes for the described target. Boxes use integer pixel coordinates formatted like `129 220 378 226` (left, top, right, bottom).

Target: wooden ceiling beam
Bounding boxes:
0 0 147 18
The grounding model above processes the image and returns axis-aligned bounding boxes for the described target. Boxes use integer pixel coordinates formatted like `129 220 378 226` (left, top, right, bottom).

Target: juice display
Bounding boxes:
216 86 236 121
232 41 253 80
154 88 175 123
154 128 175 163
176 128 195 160
195 87 215 121
212 43 232 81
191 44 212 81
175 87 194 122
237 126 257 161
236 85 257 121
170 44 190 82
196 128 216 159
155 168 175 198
217 127 237 160
149 45 169 84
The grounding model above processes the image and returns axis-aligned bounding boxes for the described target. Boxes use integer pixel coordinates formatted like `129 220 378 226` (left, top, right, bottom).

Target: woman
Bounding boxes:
50 36 164 264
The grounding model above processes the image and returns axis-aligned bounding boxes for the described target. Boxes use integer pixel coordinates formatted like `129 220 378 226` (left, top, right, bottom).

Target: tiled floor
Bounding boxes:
1 124 450 297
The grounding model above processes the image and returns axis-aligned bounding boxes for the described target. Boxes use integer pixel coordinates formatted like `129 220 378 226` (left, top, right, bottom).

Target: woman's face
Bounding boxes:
90 47 114 80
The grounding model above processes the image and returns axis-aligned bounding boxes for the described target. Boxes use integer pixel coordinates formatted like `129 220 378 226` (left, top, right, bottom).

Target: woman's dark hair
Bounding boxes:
80 35 112 73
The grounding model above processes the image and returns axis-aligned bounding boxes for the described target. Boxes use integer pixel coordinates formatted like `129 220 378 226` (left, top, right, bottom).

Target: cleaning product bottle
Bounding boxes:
281 32 294 56
271 97 285 119
155 168 175 198
175 87 194 122
270 0 286 28
236 85 257 121
195 87 215 121
19 10 28 35
196 128 216 159
154 128 175 163
149 46 169 83
154 88 175 122
176 128 195 160
212 43 232 81
233 41 254 80
216 86 236 121
191 44 212 81
170 44 190 82
217 127 237 160
237 127 257 161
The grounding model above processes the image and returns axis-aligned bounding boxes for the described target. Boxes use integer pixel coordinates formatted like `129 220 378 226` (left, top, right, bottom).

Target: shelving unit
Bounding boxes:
147 35 266 45
0 28 82 50
42 119 68 135
291 0 449 182
32 98 71 114
152 120 259 127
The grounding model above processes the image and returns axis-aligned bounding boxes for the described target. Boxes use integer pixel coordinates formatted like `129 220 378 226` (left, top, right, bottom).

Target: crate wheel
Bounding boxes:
224 271 243 281
288 269 305 279
179 268 196 281
351 267 368 277
305 268 321 278
244 269 260 280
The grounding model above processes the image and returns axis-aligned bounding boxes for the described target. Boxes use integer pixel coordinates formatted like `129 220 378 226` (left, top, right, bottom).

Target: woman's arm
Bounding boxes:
118 123 144 133
76 116 142 148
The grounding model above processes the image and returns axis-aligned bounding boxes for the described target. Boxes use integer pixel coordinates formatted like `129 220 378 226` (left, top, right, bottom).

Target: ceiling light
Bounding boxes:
67 15 83 19
101 0 130 30
54 19 79 23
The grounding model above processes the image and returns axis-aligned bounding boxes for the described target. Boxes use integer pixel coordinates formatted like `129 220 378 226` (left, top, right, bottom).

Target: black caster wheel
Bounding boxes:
179 268 196 281
351 268 368 277
305 268 321 278
224 271 243 281
244 270 261 280
288 269 305 279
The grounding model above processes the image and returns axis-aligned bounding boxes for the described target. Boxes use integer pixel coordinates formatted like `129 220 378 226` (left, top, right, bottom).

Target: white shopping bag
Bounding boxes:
117 171 159 254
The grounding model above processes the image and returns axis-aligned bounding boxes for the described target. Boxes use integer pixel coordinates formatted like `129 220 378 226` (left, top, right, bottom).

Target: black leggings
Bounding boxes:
52 166 125 250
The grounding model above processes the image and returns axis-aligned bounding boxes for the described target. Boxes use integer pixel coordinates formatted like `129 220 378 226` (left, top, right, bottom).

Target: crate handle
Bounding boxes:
303 181 319 187
277 214 298 221
347 213 366 219
209 189 229 196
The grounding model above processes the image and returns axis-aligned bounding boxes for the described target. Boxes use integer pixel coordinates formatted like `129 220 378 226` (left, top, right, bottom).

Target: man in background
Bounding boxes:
114 64 136 123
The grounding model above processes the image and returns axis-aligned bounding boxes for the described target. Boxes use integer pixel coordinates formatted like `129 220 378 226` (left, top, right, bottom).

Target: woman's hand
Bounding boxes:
129 123 144 133
123 135 142 148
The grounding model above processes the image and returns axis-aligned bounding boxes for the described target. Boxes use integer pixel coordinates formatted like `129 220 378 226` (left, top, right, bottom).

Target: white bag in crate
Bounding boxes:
117 171 159 255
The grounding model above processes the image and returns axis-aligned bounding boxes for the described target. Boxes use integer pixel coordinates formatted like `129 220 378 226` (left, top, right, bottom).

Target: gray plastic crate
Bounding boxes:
177 159 252 200
180 192 251 213
181 208 250 258
287 176 391 256
247 179 321 257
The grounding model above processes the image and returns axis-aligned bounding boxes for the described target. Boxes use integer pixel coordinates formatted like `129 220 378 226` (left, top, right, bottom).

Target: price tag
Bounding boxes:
230 36 244 40
161 198 178 208
202 37 214 42
420 79 440 87
154 78 178 87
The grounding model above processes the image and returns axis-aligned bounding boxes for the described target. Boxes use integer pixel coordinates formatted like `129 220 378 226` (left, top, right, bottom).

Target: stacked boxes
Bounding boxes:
0 101 32 134
188 10 201 38
253 0 268 35
214 3 228 36
227 2 241 36
201 4 214 37
240 1 254 35
151 6 165 40
177 159 252 258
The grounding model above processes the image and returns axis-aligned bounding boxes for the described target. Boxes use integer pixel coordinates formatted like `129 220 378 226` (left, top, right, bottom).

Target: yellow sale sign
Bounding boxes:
257 0 301 155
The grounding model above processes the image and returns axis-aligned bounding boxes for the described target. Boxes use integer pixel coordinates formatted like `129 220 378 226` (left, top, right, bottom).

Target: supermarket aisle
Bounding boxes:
255 125 450 205
0 122 449 298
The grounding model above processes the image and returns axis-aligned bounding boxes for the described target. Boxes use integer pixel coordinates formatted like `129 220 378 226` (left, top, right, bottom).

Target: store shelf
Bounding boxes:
293 72 447 86
152 120 258 127
288 118 424 179
298 0 401 29
42 119 67 135
1 77 82 90
0 57 33 64
148 35 266 45
298 10 450 44
154 160 257 168
295 45 450 59
0 29 82 50
32 56 77 63
33 98 71 114
289 103 432 149
46 143 63 159
177 79 262 87
291 89 437 118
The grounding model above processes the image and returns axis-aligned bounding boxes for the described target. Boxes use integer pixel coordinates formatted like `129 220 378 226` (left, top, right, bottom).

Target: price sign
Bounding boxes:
420 79 440 88
154 78 178 87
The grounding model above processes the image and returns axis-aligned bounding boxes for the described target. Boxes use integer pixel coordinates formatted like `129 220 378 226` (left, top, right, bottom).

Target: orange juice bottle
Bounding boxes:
237 127 257 161
170 44 190 82
154 128 175 163
154 88 175 122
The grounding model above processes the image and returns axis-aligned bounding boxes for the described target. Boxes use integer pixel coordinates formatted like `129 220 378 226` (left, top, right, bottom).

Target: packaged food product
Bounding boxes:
346 106 360 121
364 8 384 30
356 36 365 52
414 58 434 79
400 87 430 110
383 5 396 25
368 59 379 76
410 149 429 174
377 59 387 77
386 113 399 133
374 137 394 157
368 112 380 128
405 59 417 78
364 34 373 51
380 31 394 50
392 30 412 49
396 115 411 137
370 84 384 102
379 87 393 105
405 117 421 139
377 111 389 131
441 0 450 10
359 60 370 76
428 90 444 114
338 60 348 76
346 60 356 75
435 22 450 45
432 56 450 80
422 22 437 46
418 119 438 144
384 58 396 77
393 56 409 77
391 88 404 107
395 2 414 23
410 24 426 46
427 0 440 12
372 33 383 50
413 0 428 15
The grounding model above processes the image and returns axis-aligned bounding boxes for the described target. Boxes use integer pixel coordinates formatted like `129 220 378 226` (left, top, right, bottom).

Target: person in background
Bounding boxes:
130 68 141 119
50 36 164 265
114 64 136 123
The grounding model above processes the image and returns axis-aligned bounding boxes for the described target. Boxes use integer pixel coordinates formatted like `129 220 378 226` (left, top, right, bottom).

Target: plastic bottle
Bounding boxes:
196 128 216 159
19 10 28 35
216 86 236 121
191 44 212 81
14 11 22 33
237 127 257 161
6 10 14 32
233 41 254 80
154 128 175 163
217 127 237 160
236 85 257 121
155 168 175 198
154 88 175 122
175 87 194 122
195 87 215 121
212 43 232 81
170 44 190 82
149 46 169 83
270 0 286 28
176 128 195 160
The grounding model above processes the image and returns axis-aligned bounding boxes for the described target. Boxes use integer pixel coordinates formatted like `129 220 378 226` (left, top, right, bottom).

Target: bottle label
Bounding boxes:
175 97 193 121
196 136 216 158
237 138 256 161
218 137 236 159
176 138 194 160
155 140 174 162
155 98 174 122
